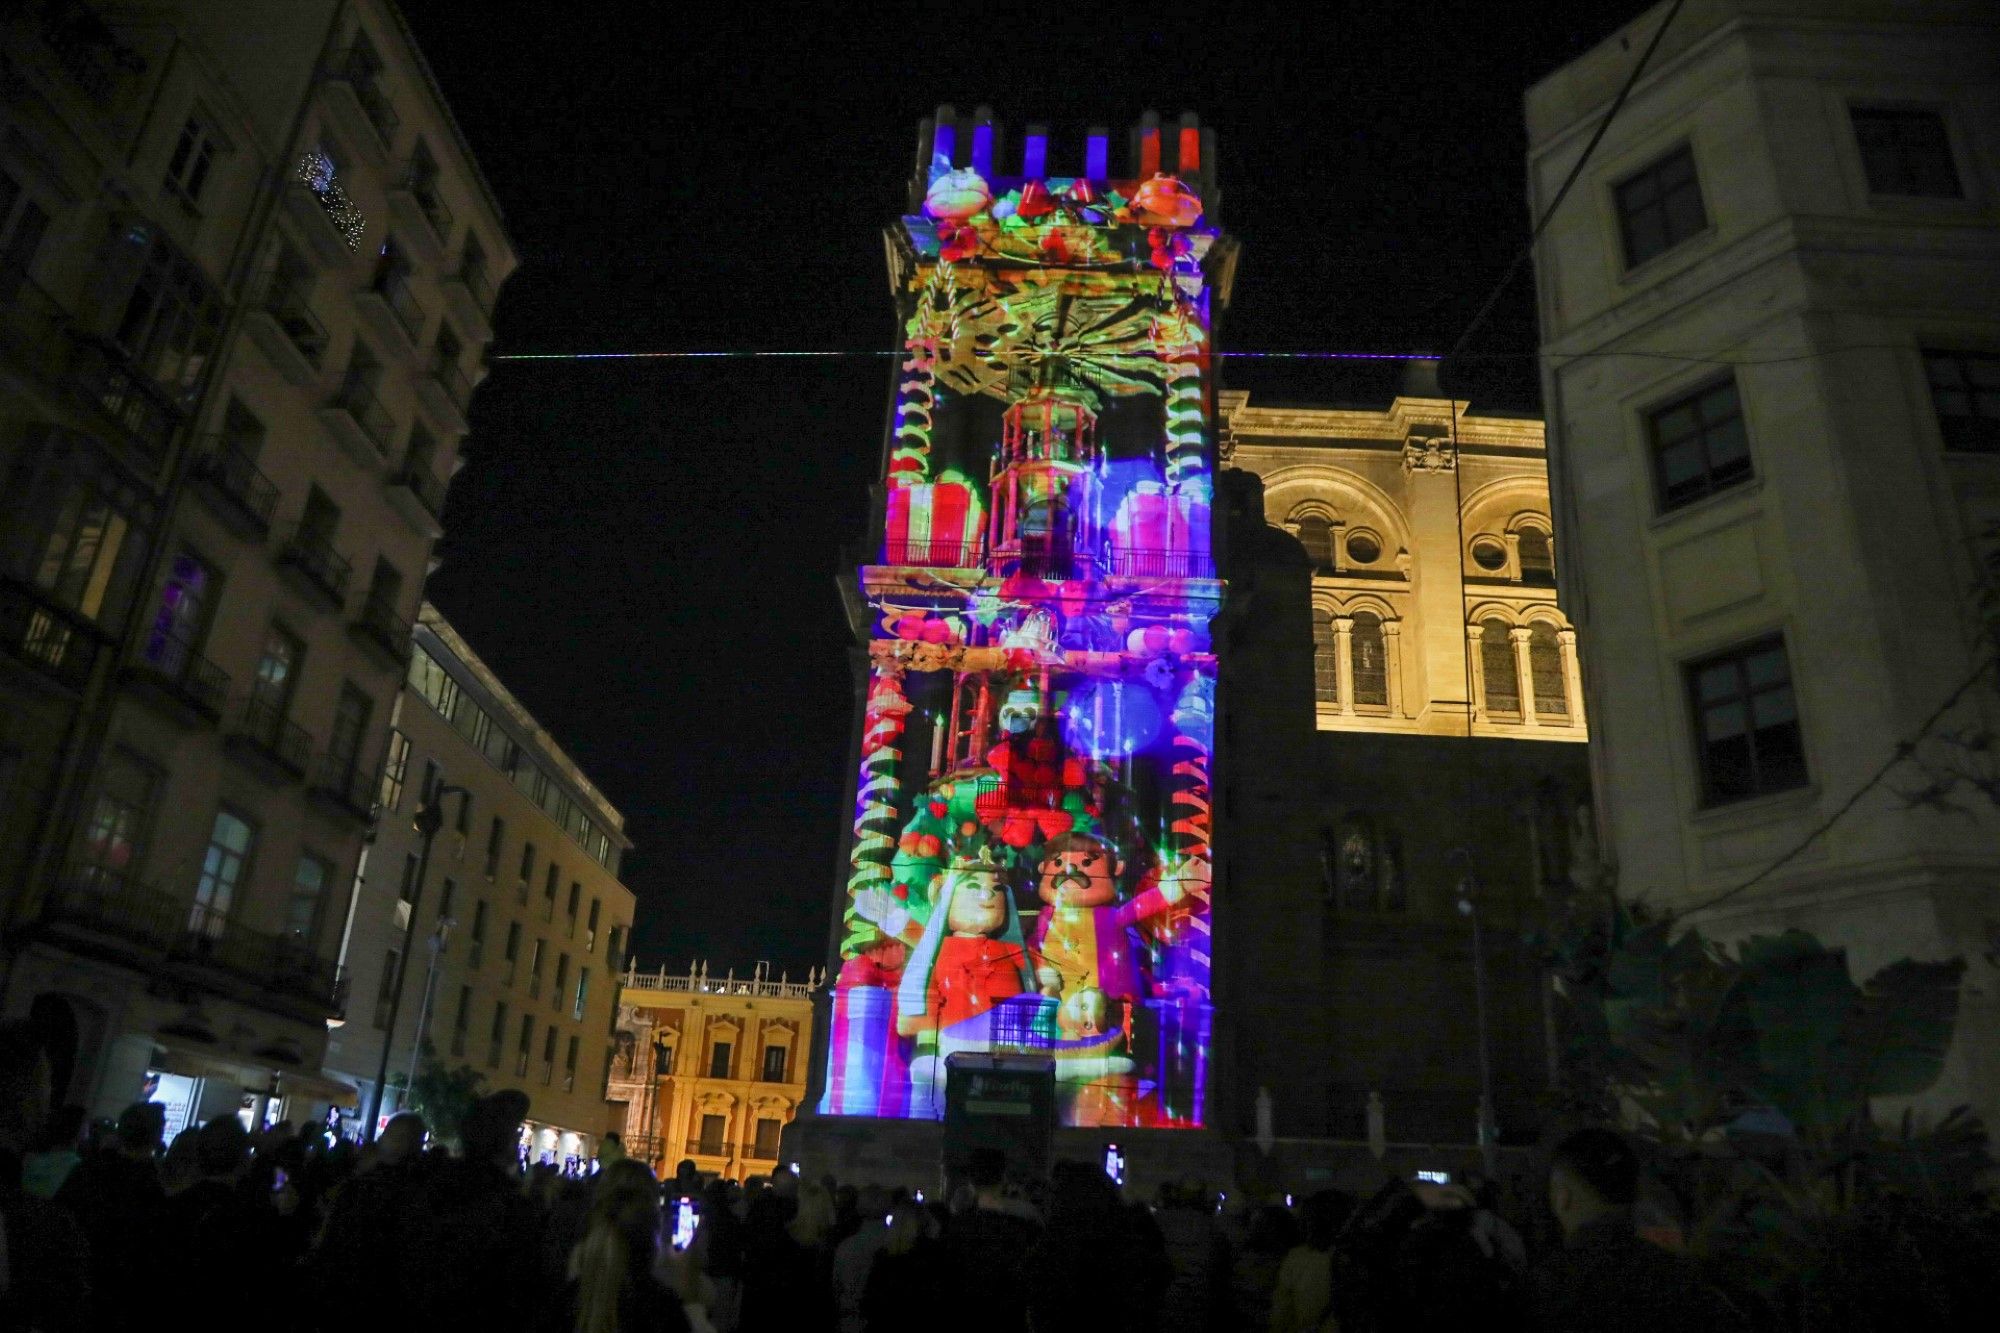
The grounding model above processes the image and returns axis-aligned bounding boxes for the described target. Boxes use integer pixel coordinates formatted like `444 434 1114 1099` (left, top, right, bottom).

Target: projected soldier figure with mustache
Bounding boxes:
1028 830 1193 1020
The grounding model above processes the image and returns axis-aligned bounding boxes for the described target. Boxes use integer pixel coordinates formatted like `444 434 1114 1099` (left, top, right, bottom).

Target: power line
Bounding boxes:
1439 0 1689 374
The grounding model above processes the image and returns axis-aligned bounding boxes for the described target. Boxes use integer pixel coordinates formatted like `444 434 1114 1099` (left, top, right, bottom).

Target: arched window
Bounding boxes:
1518 527 1555 585
1531 623 1567 716
1293 513 1334 570
1311 608 1338 705
1351 612 1387 707
1480 617 1519 715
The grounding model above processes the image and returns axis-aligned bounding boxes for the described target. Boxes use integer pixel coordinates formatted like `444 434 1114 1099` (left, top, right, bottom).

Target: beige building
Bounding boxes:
1527 0 2000 1122
0 0 513 1135
1225 384 1588 743
326 604 637 1157
610 962 821 1181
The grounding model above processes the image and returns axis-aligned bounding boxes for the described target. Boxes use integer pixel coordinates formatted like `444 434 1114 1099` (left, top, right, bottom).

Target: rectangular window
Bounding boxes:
326 683 373 781
450 984 471 1058
454 788 471 837
709 1041 733 1080
564 1036 578 1092
1615 143 1707 269
487 1001 508 1067
542 865 558 922
374 949 400 1030
1647 378 1752 511
572 967 589 1022
141 550 217 678
409 648 463 723
1686 635 1808 806
565 881 580 935
378 729 410 812
284 853 331 949
163 113 220 210
113 228 223 395
654 1043 674 1076
1 168 53 297
398 852 421 909
606 926 624 974
436 876 456 925
516 1014 534 1077
364 558 402 624
248 623 303 724
753 1117 781 1161
420 760 441 807
1851 106 1962 199
11 443 150 627
541 1027 557 1085
585 898 600 952
698 1114 725 1156
553 954 569 1010
1923 349 2000 454
761 1044 787 1083
78 751 158 894
191 808 254 938
528 939 545 999
469 900 487 969
503 921 522 984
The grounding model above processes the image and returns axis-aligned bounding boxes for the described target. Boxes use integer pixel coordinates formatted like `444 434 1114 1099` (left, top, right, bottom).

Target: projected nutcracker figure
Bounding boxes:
819 109 1233 1129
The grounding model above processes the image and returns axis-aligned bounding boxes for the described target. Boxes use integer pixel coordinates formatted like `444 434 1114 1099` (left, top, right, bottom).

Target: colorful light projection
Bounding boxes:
822 112 1224 1129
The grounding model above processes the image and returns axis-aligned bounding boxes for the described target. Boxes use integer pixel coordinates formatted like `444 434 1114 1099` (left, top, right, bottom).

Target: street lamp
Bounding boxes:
1453 854 1499 1177
406 915 456 1094
363 783 468 1139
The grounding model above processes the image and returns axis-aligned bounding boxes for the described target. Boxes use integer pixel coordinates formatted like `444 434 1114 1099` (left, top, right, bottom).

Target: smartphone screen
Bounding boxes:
272 1167 289 1192
671 1198 699 1250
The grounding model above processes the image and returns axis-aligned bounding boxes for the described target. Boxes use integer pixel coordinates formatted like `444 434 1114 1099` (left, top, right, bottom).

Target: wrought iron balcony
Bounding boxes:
276 529 351 609
880 539 984 569
0 267 181 466
176 912 343 1016
0 578 105 694
39 862 180 958
226 695 312 782
350 592 412 666
124 626 228 724
685 1138 729 1159
1101 548 1208 579
309 753 377 824
191 435 279 539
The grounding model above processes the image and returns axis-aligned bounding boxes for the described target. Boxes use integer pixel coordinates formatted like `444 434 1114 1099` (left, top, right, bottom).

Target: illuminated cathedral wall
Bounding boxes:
821 112 1226 1129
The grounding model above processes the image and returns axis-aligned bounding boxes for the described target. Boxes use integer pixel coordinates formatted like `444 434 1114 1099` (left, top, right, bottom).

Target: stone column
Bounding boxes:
1384 620 1406 718
1559 628 1585 728
1465 623 1488 722
1333 615 1355 716
1504 530 1523 582
1511 626 1537 723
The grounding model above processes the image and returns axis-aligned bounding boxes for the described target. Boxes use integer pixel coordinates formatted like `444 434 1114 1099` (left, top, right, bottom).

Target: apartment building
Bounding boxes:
0 0 514 1133
1526 0 2000 1122
609 962 820 1181
325 605 636 1158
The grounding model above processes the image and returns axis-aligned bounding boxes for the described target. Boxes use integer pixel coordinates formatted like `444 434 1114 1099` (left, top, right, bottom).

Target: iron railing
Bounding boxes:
192 435 279 532
311 753 377 820
131 625 229 718
231 695 313 777
42 862 181 955
262 281 328 368
278 528 352 604
686 1138 728 1158
1 578 103 693
353 592 411 661
331 374 394 453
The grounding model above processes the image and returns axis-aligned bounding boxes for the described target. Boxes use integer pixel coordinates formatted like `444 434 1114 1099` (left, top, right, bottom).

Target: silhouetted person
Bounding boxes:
305 1111 431 1331
1155 1183 1232 1332
860 1203 944 1333
398 1091 546 1330
56 1101 166 1328
739 1180 835 1331
1530 1127 1748 1333
547 1158 690 1333
1027 1160 1168 1333
945 1149 1042 1333
1270 1190 1350 1333
0 1022 90 1331
163 1115 284 1321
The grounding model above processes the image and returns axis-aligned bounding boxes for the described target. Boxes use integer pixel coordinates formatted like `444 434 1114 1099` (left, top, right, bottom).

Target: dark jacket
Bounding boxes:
1530 1217 1748 1333
394 1157 546 1330
54 1149 162 1326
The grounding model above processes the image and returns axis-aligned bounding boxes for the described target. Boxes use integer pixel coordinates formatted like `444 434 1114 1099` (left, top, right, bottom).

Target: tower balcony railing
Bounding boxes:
880 540 984 569
1100 548 1210 579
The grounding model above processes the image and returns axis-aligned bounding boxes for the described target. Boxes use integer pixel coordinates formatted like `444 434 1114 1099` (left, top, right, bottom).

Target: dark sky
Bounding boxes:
405 0 1648 976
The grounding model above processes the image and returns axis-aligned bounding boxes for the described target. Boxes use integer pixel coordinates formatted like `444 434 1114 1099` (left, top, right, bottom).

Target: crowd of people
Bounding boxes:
3 1014 1986 1331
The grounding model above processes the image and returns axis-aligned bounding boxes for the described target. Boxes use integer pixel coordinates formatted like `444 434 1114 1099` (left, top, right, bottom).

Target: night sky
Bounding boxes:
404 1 1650 976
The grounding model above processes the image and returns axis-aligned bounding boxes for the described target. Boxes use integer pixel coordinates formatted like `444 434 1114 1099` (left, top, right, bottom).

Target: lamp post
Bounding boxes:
1455 858 1498 1177
406 915 456 1093
363 783 467 1139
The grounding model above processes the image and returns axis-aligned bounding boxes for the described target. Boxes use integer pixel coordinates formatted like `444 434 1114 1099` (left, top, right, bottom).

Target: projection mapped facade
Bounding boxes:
821 111 1232 1129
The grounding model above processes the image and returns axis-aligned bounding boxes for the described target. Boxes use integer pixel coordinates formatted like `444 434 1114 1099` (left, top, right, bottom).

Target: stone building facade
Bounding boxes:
1 0 513 1131
610 962 820 1182
1216 384 1592 1185
1526 0 2000 1124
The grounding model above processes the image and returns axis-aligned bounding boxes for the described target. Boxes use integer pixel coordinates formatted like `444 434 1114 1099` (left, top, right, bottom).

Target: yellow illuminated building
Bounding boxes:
608 962 822 1181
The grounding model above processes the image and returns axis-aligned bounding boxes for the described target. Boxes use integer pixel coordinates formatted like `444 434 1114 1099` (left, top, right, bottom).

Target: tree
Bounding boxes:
399 1041 486 1147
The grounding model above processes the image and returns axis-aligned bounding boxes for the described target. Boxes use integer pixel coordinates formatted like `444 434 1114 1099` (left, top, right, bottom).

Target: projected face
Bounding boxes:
946 865 1008 935
998 686 1042 736
1038 835 1120 908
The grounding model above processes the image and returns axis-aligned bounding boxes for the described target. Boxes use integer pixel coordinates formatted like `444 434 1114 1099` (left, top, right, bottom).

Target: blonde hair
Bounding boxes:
883 1204 930 1257
789 1181 835 1248
572 1159 661 1333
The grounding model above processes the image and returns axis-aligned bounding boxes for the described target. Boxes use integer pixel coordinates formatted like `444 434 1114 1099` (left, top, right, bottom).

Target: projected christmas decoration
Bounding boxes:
822 111 1228 1129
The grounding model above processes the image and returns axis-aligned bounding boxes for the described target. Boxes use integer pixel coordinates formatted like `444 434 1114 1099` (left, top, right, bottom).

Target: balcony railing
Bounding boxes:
192 435 279 536
41 862 180 956
372 268 426 344
311 753 377 822
0 268 181 463
404 175 453 242
431 357 471 411
229 695 312 778
129 625 229 721
390 460 447 520
277 529 351 607
1 578 104 694
262 283 328 368
332 375 394 453
686 1138 729 1159
177 913 343 1014
352 593 411 663
880 540 983 570
1101 548 1209 579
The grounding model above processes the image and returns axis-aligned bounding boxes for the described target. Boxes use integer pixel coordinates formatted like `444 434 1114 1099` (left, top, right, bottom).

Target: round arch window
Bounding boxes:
1344 530 1382 565
1470 537 1507 571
